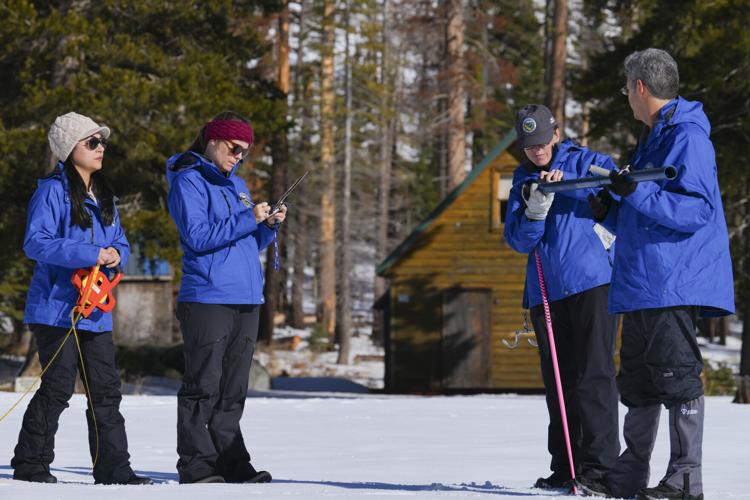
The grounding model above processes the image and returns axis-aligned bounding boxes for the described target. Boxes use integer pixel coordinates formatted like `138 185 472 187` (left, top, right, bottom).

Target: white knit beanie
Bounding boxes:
48 112 111 162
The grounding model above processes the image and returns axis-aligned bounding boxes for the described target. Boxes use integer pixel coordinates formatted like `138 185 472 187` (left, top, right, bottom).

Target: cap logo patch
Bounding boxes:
522 117 537 133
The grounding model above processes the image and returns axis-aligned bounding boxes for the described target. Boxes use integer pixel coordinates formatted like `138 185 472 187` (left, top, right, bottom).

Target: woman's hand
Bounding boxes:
97 247 121 268
267 204 287 225
253 202 271 224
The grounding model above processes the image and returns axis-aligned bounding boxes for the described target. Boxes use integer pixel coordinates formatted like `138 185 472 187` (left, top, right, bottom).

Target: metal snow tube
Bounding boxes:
536 165 678 194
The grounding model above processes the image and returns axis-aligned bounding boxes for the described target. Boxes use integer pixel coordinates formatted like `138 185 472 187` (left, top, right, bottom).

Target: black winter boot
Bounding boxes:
577 475 616 497
241 466 272 484
636 481 703 500
123 474 154 485
533 471 572 490
13 470 57 483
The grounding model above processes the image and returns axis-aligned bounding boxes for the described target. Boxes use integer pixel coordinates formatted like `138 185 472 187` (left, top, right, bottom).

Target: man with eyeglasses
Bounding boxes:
504 104 620 493
579 48 734 500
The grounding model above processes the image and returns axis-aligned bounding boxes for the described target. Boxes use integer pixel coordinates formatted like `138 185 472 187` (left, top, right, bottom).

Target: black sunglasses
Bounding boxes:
84 137 108 151
223 139 250 158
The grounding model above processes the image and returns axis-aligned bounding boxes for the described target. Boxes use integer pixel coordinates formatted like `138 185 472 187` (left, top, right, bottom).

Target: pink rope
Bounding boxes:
535 249 578 494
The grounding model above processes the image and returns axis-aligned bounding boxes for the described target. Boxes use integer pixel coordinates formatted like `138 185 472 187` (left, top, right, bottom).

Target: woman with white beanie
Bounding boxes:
10 112 151 485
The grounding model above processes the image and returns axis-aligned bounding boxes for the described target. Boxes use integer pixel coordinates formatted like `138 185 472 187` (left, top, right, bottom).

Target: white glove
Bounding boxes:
523 182 555 221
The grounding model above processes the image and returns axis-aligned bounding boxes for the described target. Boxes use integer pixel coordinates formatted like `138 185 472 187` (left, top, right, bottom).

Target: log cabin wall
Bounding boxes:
379 132 546 392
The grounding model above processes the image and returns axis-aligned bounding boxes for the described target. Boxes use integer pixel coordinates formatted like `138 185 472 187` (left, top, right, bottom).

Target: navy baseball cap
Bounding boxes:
515 104 557 149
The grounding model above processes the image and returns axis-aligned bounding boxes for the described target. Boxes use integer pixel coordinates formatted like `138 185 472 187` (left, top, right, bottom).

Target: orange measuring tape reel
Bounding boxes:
70 266 123 318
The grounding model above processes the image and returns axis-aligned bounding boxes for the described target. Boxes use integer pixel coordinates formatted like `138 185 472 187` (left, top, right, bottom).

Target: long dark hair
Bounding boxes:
187 110 251 154
63 159 116 229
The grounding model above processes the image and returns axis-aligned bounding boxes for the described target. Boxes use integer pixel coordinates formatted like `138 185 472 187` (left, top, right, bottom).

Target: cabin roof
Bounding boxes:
376 129 518 276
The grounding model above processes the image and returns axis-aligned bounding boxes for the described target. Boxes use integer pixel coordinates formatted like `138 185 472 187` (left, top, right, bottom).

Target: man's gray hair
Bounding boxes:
624 48 679 99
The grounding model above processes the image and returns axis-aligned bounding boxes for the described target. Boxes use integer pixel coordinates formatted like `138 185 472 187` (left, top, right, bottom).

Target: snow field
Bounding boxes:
0 393 748 499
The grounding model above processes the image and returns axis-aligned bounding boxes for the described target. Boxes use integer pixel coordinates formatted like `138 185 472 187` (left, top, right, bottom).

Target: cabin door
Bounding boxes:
441 288 491 389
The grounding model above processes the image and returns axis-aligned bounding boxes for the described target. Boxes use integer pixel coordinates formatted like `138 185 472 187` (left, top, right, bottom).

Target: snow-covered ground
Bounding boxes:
0 393 748 499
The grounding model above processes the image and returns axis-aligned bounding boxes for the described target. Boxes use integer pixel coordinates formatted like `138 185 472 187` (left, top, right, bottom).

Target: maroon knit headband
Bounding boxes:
204 120 254 145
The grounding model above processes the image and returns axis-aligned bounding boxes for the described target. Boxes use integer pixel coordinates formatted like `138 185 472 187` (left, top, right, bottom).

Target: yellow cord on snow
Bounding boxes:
71 307 100 467
0 265 101 468
0 317 76 423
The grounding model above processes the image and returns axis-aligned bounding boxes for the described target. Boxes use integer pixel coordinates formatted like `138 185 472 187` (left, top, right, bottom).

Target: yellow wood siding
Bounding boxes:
384 150 545 391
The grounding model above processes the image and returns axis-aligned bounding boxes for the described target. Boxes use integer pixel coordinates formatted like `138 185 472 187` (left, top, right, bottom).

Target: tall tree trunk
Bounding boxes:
438 97 448 198
337 3 353 365
543 0 552 91
446 0 466 191
471 6 489 165
290 178 308 329
260 2 291 344
374 0 393 343
735 180 750 404
580 102 590 147
719 315 729 346
577 14 597 145
545 0 567 129
736 298 750 403
318 0 337 337
290 1 310 330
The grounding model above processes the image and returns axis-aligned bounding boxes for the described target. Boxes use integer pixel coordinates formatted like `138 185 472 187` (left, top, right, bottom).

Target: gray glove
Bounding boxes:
523 182 555 221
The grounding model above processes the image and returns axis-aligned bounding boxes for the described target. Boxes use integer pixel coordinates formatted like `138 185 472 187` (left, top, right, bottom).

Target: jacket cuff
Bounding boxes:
624 179 658 209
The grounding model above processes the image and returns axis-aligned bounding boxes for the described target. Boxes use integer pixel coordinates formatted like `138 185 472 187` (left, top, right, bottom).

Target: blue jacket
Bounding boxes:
166 151 276 304
600 97 735 316
504 139 617 308
23 164 130 332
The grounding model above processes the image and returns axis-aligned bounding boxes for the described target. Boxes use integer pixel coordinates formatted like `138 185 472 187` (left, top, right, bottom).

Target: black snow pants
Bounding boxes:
175 302 260 483
11 324 134 484
529 284 620 481
606 306 705 498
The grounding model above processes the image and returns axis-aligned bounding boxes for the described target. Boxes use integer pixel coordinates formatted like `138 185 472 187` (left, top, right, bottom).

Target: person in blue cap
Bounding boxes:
580 48 735 500
504 104 620 491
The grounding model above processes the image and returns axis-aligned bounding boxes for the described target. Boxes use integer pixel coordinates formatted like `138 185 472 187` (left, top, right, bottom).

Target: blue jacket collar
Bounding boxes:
44 162 99 208
166 151 239 187
649 96 710 138
636 96 710 165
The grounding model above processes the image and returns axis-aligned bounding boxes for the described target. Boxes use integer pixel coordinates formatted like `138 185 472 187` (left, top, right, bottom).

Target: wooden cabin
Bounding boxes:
376 130 545 393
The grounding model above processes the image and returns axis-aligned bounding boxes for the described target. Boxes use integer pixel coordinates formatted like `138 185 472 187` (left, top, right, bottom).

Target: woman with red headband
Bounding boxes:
166 111 285 484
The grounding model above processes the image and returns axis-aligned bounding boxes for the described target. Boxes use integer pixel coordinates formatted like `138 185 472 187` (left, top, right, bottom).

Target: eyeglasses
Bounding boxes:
620 85 629 96
83 137 107 151
223 139 250 159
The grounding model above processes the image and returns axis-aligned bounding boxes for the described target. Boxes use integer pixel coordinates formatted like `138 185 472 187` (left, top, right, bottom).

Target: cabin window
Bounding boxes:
491 171 512 231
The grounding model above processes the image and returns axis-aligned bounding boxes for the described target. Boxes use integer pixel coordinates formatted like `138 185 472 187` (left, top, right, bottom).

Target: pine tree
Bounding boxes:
0 0 285 346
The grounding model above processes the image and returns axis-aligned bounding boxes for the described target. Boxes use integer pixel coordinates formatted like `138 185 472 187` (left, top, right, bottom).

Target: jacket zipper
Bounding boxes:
221 186 258 298
220 189 233 214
